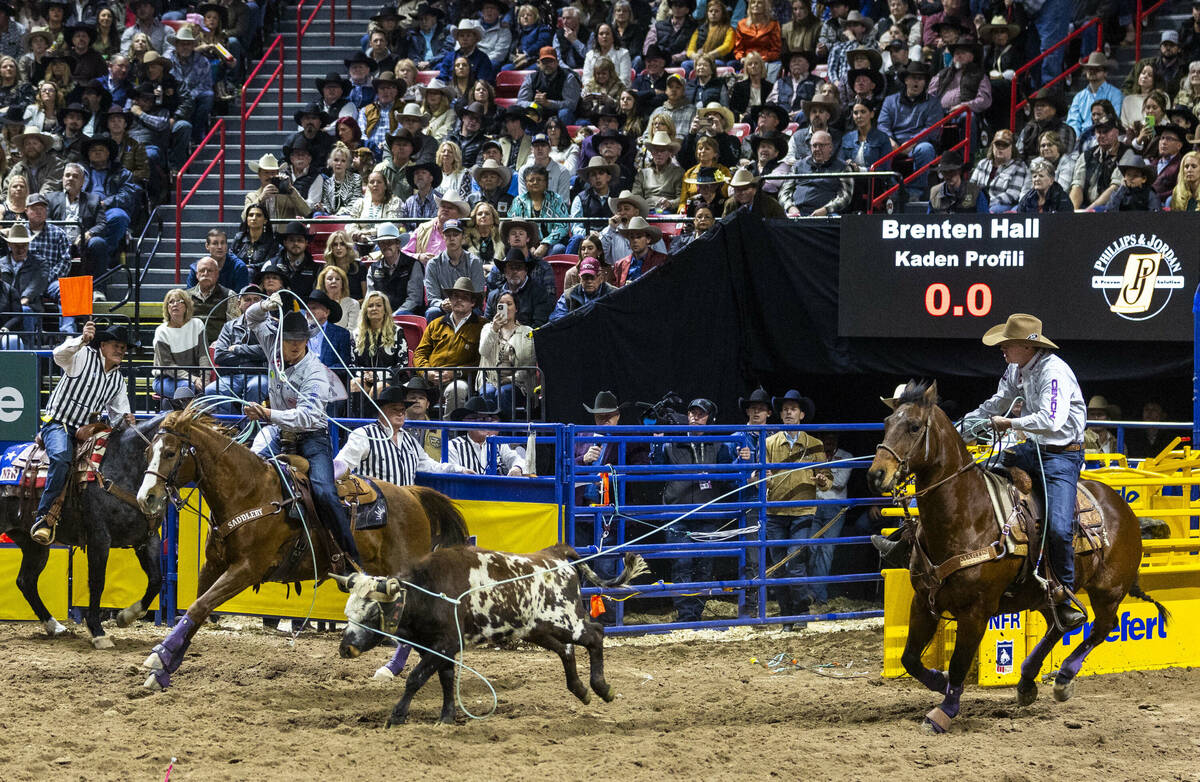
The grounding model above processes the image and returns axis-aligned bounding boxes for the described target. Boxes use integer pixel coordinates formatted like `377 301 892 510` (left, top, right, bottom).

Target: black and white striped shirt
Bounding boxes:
44 336 130 429
336 421 460 485
448 434 526 476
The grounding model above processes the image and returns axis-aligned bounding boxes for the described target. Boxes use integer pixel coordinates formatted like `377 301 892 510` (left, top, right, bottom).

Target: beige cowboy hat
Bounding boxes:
1087 395 1121 417
880 383 908 410
696 102 735 130
1080 51 1112 70
436 191 471 217
470 158 512 189
645 129 681 154
248 152 282 173
395 101 429 126
441 275 483 303
979 15 1021 41
500 217 541 245
4 222 31 244
727 167 760 188
421 78 455 99
14 125 54 147
618 215 662 242
981 313 1059 349
579 155 620 179
608 189 649 217
174 25 198 42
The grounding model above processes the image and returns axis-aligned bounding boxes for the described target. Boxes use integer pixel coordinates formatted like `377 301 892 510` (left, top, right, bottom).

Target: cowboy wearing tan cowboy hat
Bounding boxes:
611 215 667 286
1084 395 1121 454
243 152 312 222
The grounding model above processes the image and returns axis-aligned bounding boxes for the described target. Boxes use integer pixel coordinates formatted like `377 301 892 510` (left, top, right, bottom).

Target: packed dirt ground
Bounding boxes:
0 614 1198 781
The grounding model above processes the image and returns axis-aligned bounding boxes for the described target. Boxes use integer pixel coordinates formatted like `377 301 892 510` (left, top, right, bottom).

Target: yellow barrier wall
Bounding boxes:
69 549 162 611
0 546 68 620
174 489 560 620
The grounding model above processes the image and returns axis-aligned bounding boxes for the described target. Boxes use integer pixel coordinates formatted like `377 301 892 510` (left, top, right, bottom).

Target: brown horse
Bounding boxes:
867 381 1168 734
134 407 469 690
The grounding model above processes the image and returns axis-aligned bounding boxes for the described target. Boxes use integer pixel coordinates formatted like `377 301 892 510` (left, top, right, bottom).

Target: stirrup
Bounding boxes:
30 518 55 546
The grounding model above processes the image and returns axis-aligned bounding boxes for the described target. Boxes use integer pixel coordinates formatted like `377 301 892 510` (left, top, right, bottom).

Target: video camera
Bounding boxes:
636 392 687 426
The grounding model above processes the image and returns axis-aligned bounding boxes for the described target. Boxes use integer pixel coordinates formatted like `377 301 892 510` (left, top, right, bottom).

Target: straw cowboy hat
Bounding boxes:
608 190 649 217
583 390 621 415
1087 395 1121 417
579 155 620 179
248 152 282 172
454 19 484 39
471 158 512 189
441 275 483 304
618 215 662 242
436 191 471 217
981 313 1059 349
395 102 429 126
727 167 760 188
801 97 840 121
696 102 735 130
645 130 681 154
14 125 54 148
979 14 1021 42
4 222 31 244
840 10 873 29
880 383 908 410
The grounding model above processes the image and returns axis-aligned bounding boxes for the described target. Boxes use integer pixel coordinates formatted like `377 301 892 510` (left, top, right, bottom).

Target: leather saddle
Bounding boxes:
981 467 1108 569
275 453 381 505
5 425 113 503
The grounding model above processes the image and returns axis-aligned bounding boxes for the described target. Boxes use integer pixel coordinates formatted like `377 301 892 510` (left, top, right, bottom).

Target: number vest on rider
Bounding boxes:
355 422 421 485
44 345 126 429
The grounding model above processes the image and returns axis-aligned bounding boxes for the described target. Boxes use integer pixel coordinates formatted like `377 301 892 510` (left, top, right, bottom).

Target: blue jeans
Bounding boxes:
1002 441 1084 590
190 92 215 143
1031 0 1071 87
205 373 269 412
263 429 359 562
766 513 817 614
809 503 845 603
169 119 193 170
665 517 719 622
906 141 937 199
35 422 71 518
483 381 521 418
154 376 199 399
45 280 78 332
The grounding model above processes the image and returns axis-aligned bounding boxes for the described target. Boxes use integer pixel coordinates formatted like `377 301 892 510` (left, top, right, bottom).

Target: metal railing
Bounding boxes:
869 106 971 211
174 119 226 284
1009 16 1103 131
129 206 165 327
1135 0 1172 61
240 34 285 188
296 0 336 100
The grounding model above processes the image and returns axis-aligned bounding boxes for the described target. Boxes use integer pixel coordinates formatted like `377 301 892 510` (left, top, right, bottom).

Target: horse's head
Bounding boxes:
136 410 200 517
332 572 405 658
868 380 939 495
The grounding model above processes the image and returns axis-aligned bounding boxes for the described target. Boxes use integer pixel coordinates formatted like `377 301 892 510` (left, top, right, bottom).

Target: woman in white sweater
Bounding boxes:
153 289 213 399
476 289 537 417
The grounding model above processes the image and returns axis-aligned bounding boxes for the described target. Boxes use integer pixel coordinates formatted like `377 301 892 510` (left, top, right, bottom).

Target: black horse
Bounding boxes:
2 414 166 648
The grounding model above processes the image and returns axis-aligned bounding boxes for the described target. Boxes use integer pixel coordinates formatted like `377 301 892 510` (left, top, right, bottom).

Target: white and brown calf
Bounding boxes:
334 543 648 725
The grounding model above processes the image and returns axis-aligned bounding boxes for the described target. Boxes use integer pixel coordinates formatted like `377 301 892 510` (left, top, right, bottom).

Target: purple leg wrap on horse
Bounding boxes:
940 684 965 719
152 615 195 674
150 669 171 689
916 667 948 693
385 644 412 675
1020 632 1061 680
1058 643 1093 680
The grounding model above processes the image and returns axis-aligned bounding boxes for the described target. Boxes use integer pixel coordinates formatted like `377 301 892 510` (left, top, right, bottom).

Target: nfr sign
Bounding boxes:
988 613 1021 631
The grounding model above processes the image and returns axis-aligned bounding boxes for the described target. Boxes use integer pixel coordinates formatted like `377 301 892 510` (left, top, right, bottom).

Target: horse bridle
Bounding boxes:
144 427 204 509
875 410 933 482
876 409 977 500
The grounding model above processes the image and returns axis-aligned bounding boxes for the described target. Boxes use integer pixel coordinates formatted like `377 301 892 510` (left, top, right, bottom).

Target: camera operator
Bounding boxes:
242 152 313 222
651 397 742 624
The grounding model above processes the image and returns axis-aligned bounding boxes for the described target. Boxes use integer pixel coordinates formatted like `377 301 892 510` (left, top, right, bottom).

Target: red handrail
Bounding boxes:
1009 16 1102 131
296 0 336 100
240 34 285 188
1135 0 1171 62
868 106 971 211
175 119 226 283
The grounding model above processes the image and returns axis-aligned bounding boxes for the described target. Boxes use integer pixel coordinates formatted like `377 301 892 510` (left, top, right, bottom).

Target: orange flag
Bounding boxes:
57 276 93 318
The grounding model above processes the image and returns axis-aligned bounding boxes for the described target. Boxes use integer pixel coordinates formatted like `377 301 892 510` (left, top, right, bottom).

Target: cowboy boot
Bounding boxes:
1053 601 1087 631
871 531 911 569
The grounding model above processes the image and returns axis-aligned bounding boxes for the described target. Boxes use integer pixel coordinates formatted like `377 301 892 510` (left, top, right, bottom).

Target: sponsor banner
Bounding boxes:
838 213 1197 341
0 352 39 441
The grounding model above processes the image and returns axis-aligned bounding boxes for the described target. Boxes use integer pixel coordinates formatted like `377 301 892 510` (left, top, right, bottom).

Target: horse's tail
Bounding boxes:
1128 577 1171 629
410 486 469 548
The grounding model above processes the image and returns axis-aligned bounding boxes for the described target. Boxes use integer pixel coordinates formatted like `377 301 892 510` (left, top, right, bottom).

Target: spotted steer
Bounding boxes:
333 544 648 725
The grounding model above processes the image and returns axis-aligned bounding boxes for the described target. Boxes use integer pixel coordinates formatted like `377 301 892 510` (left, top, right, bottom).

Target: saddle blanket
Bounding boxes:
981 469 1107 556
0 435 109 489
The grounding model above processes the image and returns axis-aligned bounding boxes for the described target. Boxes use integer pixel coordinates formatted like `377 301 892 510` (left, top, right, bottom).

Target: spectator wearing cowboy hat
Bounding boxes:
781 130 852 216
253 260 290 296
268 220 322 300
763 389 831 626
127 81 187 185
633 130 684 212
817 0 851 58
392 102 438 165
826 14 878 97
303 288 353 379
357 70 405 153
468 157 514 215
722 167 786 217
568 156 618 251
550 255 617 322
446 100 487 169
414 275 486 412
437 19 494 84
632 43 670 114
283 107 335 170
786 95 840 164
748 103 789 141
1066 52 1123 137
839 99 890 169
738 387 772 460
364 4 405 50
517 133 571 201
929 39 991 120
578 124 635 191
279 135 320 202
408 4 454 70
243 152 312 222
65 21 105 83
6 124 63 193
515 46 582 126
401 161 442 221
422 79 457 142
1016 88 1076 161
343 51 378 110
79 134 139 236
397 375 444 460
103 105 151 188
646 0 698 66
601 189 666 262
1083 396 1122 455
1150 122 1188 201
169 25 214 144
679 165 727 215
877 61 944 199
749 129 790 195
0 223 47 335
405 190 470 263
56 101 90 165
424 218 485 321
843 67 887 128
497 104 534 172
970 129 1029 213
304 72 354 129
679 102 740 169
369 221 426 315
474 0 513 70
1101 151 1162 212
611 215 667 286
679 135 731 211
509 164 570 257
928 150 987 213
767 50 819 119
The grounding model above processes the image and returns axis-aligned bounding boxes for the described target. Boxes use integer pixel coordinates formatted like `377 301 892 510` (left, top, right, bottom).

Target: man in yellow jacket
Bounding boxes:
412 276 485 413
764 390 832 628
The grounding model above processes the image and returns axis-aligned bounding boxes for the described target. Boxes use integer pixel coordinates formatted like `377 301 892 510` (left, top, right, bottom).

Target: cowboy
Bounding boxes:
573 389 630 586
343 50 377 110
412 276 486 411
476 0 512 69
103 105 151 188
244 302 361 568
877 61 943 198
6 125 64 193
393 102 438 165
568 156 618 248
632 44 670 113
447 396 525 475
270 221 322 300
66 21 105 82
283 107 334 169
749 129 790 196
120 0 175 55
304 72 354 128
280 136 320 201
400 161 440 221
928 150 987 213
468 158 514 215
633 130 683 213
611 216 667 286
485 248 553 327
681 103 740 170
436 19 494 84
334 384 466 485
373 128 418 200
369 222 425 315
0 224 47 336
423 218 485 321
497 105 533 172
243 153 312 221
304 288 353 374
170 26 214 144
767 50 821 118
1103 151 1162 212
1069 118 1126 211
57 102 90 164
30 321 135 544
722 167 786 218
358 70 404 152
446 100 486 168
399 375 443 460
205 283 268 411
1083 396 1121 455
786 97 839 163
405 192 469 263
516 46 582 125
408 3 453 70
130 57 193 174
1015 88 1076 160
550 256 616 322
1066 52 1124 137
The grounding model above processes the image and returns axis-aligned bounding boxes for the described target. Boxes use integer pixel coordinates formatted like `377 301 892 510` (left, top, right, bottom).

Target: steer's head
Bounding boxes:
332 572 405 658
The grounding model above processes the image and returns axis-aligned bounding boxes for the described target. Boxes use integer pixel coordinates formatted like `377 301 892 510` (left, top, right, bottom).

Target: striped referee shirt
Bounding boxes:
335 421 460 485
448 434 526 475
43 335 130 429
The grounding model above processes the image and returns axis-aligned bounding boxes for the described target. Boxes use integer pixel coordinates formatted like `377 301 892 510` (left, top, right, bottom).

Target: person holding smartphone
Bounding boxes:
477 289 536 417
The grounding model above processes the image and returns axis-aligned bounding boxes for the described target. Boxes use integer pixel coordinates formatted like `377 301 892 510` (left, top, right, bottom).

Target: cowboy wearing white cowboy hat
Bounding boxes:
243 152 312 222
405 190 471 264
634 130 684 213
601 189 659 262
611 215 668 286
1083 395 1121 455
723 166 787 218
367 222 426 315
436 18 494 84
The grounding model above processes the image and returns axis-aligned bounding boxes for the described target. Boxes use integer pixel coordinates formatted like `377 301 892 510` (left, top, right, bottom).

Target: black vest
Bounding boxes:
530 67 568 101
369 256 416 309
577 187 613 219
653 17 697 55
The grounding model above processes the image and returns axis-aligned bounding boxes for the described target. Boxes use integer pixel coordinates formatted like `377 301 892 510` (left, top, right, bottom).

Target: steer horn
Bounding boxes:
329 573 355 592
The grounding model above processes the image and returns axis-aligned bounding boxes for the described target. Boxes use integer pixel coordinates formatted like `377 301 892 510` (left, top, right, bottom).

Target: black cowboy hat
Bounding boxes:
314 71 351 93
449 395 502 421
64 22 97 43
385 127 417 149
82 135 118 159
1028 86 1065 115
591 127 631 156
102 104 132 123
400 374 438 402
94 323 133 347
1155 122 1189 144
684 166 724 185
947 40 983 61
749 130 789 159
935 149 967 173
500 246 534 269
196 3 229 28
0 104 23 126
900 61 933 80
42 52 77 72
414 2 444 19
286 134 315 156
344 50 378 73
254 261 290 285
238 283 264 297
293 106 331 126
782 49 817 70
1167 104 1200 132
749 103 789 130
370 3 401 22
306 288 343 324
643 43 668 63
277 220 311 238
405 160 443 190
456 100 486 119
847 67 886 94
932 18 970 36
772 390 815 420
738 387 772 412
583 390 620 415
280 311 311 341
377 384 417 408
56 101 91 125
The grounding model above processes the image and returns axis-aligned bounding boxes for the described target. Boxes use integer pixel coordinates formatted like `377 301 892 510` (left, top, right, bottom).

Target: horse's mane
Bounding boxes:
898 380 935 408
164 404 241 440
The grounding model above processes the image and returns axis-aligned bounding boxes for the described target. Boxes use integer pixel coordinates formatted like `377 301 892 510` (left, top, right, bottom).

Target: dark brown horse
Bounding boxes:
867 381 1167 734
134 407 469 690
